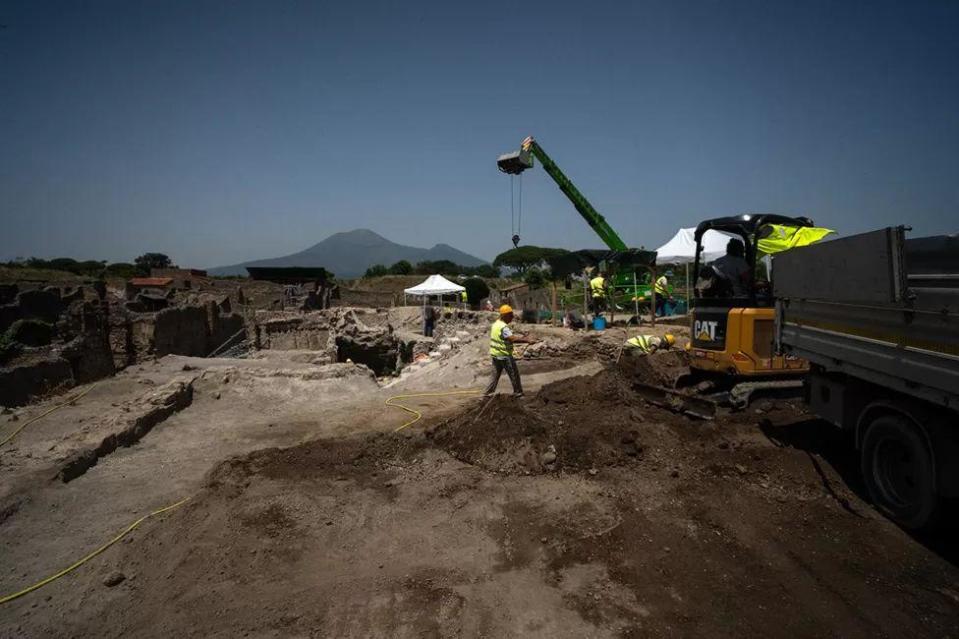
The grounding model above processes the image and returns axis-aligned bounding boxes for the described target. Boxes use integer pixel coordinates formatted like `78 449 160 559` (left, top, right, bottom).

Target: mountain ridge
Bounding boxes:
208 229 487 278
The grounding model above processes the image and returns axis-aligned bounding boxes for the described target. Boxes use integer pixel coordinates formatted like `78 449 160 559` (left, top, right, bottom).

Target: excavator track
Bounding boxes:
631 382 719 420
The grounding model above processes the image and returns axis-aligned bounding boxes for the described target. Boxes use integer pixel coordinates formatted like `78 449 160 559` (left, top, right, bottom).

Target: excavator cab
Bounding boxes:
688 214 813 380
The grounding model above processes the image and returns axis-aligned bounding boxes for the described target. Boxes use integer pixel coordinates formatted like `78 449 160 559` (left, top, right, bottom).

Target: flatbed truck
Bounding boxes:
774 226 959 529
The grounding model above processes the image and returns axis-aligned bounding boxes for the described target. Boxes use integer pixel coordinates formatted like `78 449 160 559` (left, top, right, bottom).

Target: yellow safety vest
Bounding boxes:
489 319 513 357
626 335 654 353
590 276 606 299
460 291 468 302
654 276 668 297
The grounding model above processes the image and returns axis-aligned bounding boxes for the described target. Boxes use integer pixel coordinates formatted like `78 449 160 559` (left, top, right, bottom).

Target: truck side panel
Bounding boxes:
775 226 959 410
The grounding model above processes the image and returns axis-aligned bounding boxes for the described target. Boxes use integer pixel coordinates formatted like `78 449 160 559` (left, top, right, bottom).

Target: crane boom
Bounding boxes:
497 136 628 251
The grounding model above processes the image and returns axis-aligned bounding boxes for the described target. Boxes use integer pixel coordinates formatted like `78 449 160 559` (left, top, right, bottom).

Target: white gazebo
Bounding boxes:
655 227 739 305
403 274 466 307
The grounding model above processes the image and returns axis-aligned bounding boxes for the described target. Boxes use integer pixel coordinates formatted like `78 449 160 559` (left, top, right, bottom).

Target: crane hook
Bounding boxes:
512 234 520 248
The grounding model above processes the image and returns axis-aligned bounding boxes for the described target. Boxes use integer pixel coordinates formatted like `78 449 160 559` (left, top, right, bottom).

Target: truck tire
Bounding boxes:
861 415 938 530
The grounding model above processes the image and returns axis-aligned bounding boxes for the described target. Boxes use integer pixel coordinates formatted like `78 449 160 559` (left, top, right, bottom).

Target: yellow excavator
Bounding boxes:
685 214 833 403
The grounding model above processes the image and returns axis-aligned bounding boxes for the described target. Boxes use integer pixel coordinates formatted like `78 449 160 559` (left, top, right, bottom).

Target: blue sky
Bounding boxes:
1 0 957 267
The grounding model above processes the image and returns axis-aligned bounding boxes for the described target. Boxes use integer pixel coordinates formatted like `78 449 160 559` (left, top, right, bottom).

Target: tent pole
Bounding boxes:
582 275 588 327
650 266 657 327
551 281 558 327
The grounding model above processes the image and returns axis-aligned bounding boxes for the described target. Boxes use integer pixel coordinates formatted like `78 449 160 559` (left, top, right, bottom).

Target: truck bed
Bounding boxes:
774 227 959 410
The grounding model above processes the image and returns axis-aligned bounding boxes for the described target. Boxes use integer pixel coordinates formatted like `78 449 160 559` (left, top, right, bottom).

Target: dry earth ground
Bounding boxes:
0 322 957 638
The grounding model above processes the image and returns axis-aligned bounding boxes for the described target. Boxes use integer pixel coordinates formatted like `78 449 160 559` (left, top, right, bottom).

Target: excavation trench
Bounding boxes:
57 379 195 482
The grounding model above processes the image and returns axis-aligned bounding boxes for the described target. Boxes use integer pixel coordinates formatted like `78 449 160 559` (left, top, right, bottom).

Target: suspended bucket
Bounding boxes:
496 150 534 175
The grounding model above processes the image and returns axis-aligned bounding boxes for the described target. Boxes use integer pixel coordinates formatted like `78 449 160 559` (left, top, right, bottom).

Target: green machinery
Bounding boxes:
496 136 668 306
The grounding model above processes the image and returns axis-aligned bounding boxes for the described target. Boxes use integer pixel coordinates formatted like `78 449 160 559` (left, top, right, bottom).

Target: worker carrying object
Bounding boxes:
625 333 676 355
589 272 608 315
654 273 670 316
484 305 537 398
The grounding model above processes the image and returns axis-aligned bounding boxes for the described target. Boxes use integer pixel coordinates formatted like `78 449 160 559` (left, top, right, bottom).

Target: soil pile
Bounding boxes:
615 348 690 387
428 368 664 474
207 430 425 490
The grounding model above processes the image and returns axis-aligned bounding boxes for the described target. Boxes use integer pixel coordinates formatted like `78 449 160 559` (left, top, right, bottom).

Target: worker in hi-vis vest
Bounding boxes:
654 273 670 316
625 333 676 355
589 271 608 316
485 305 537 397
460 290 468 308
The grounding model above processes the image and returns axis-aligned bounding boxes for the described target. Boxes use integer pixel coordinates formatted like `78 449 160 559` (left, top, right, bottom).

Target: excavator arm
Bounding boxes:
497 136 628 251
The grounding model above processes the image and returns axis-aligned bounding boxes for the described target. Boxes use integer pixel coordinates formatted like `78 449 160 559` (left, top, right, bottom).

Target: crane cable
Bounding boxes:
517 173 523 237
509 174 523 247
510 175 515 237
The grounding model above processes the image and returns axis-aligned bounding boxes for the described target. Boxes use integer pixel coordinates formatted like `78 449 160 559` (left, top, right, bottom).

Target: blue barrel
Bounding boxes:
592 316 607 331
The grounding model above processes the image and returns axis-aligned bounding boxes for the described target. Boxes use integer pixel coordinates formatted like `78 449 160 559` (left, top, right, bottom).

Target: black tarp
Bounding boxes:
545 249 656 279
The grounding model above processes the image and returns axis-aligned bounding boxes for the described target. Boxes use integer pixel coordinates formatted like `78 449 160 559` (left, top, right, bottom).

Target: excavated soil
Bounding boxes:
428 353 695 475
20 362 959 638
429 372 652 474
615 349 691 388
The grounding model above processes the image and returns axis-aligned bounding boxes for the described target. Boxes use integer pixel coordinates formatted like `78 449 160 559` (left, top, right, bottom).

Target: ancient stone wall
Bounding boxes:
0 357 74 406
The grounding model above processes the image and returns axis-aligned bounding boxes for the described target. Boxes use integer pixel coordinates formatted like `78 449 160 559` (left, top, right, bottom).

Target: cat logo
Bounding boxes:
695 320 718 342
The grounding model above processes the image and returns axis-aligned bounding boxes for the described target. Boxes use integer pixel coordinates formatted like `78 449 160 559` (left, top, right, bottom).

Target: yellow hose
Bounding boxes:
0 383 98 448
386 389 482 432
0 496 190 605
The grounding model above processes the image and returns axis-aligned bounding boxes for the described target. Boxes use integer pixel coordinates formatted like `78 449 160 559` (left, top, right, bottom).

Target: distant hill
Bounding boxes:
208 229 487 278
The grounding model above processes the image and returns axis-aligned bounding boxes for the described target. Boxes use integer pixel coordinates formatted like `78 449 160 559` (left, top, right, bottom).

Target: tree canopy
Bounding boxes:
388 260 413 275
493 246 569 273
134 253 174 276
362 260 498 279
363 264 389 278
461 277 490 305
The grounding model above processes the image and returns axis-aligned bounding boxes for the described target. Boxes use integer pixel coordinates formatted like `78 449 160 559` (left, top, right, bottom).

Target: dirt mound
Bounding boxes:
428 369 660 474
207 429 426 490
615 349 690 387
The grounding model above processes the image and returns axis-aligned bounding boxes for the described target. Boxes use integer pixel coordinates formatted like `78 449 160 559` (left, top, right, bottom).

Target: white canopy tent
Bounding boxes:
403 274 466 307
655 227 739 264
655 227 739 309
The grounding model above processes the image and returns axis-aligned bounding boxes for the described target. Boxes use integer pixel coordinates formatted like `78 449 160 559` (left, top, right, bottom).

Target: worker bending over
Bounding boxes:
485 305 537 398
589 271 608 316
625 333 676 355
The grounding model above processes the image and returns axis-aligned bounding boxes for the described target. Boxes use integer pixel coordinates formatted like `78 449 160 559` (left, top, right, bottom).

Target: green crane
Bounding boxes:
497 136 628 250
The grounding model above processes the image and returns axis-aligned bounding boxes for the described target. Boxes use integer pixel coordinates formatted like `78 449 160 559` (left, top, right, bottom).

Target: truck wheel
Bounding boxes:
861 415 938 530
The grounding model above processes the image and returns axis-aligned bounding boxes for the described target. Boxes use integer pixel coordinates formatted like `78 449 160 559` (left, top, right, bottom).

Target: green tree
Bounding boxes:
523 267 547 290
388 260 413 275
74 260 107 277
414 260 459 275
462 277 490 305
364 264 388 278
134 253 173 276
469 264 500 278
493 246 569 274
105 262 139 279
47 257 79 272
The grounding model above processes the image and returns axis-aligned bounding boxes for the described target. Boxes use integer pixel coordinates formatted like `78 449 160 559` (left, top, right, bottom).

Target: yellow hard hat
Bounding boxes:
499 304 513 315
664 334 676 347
